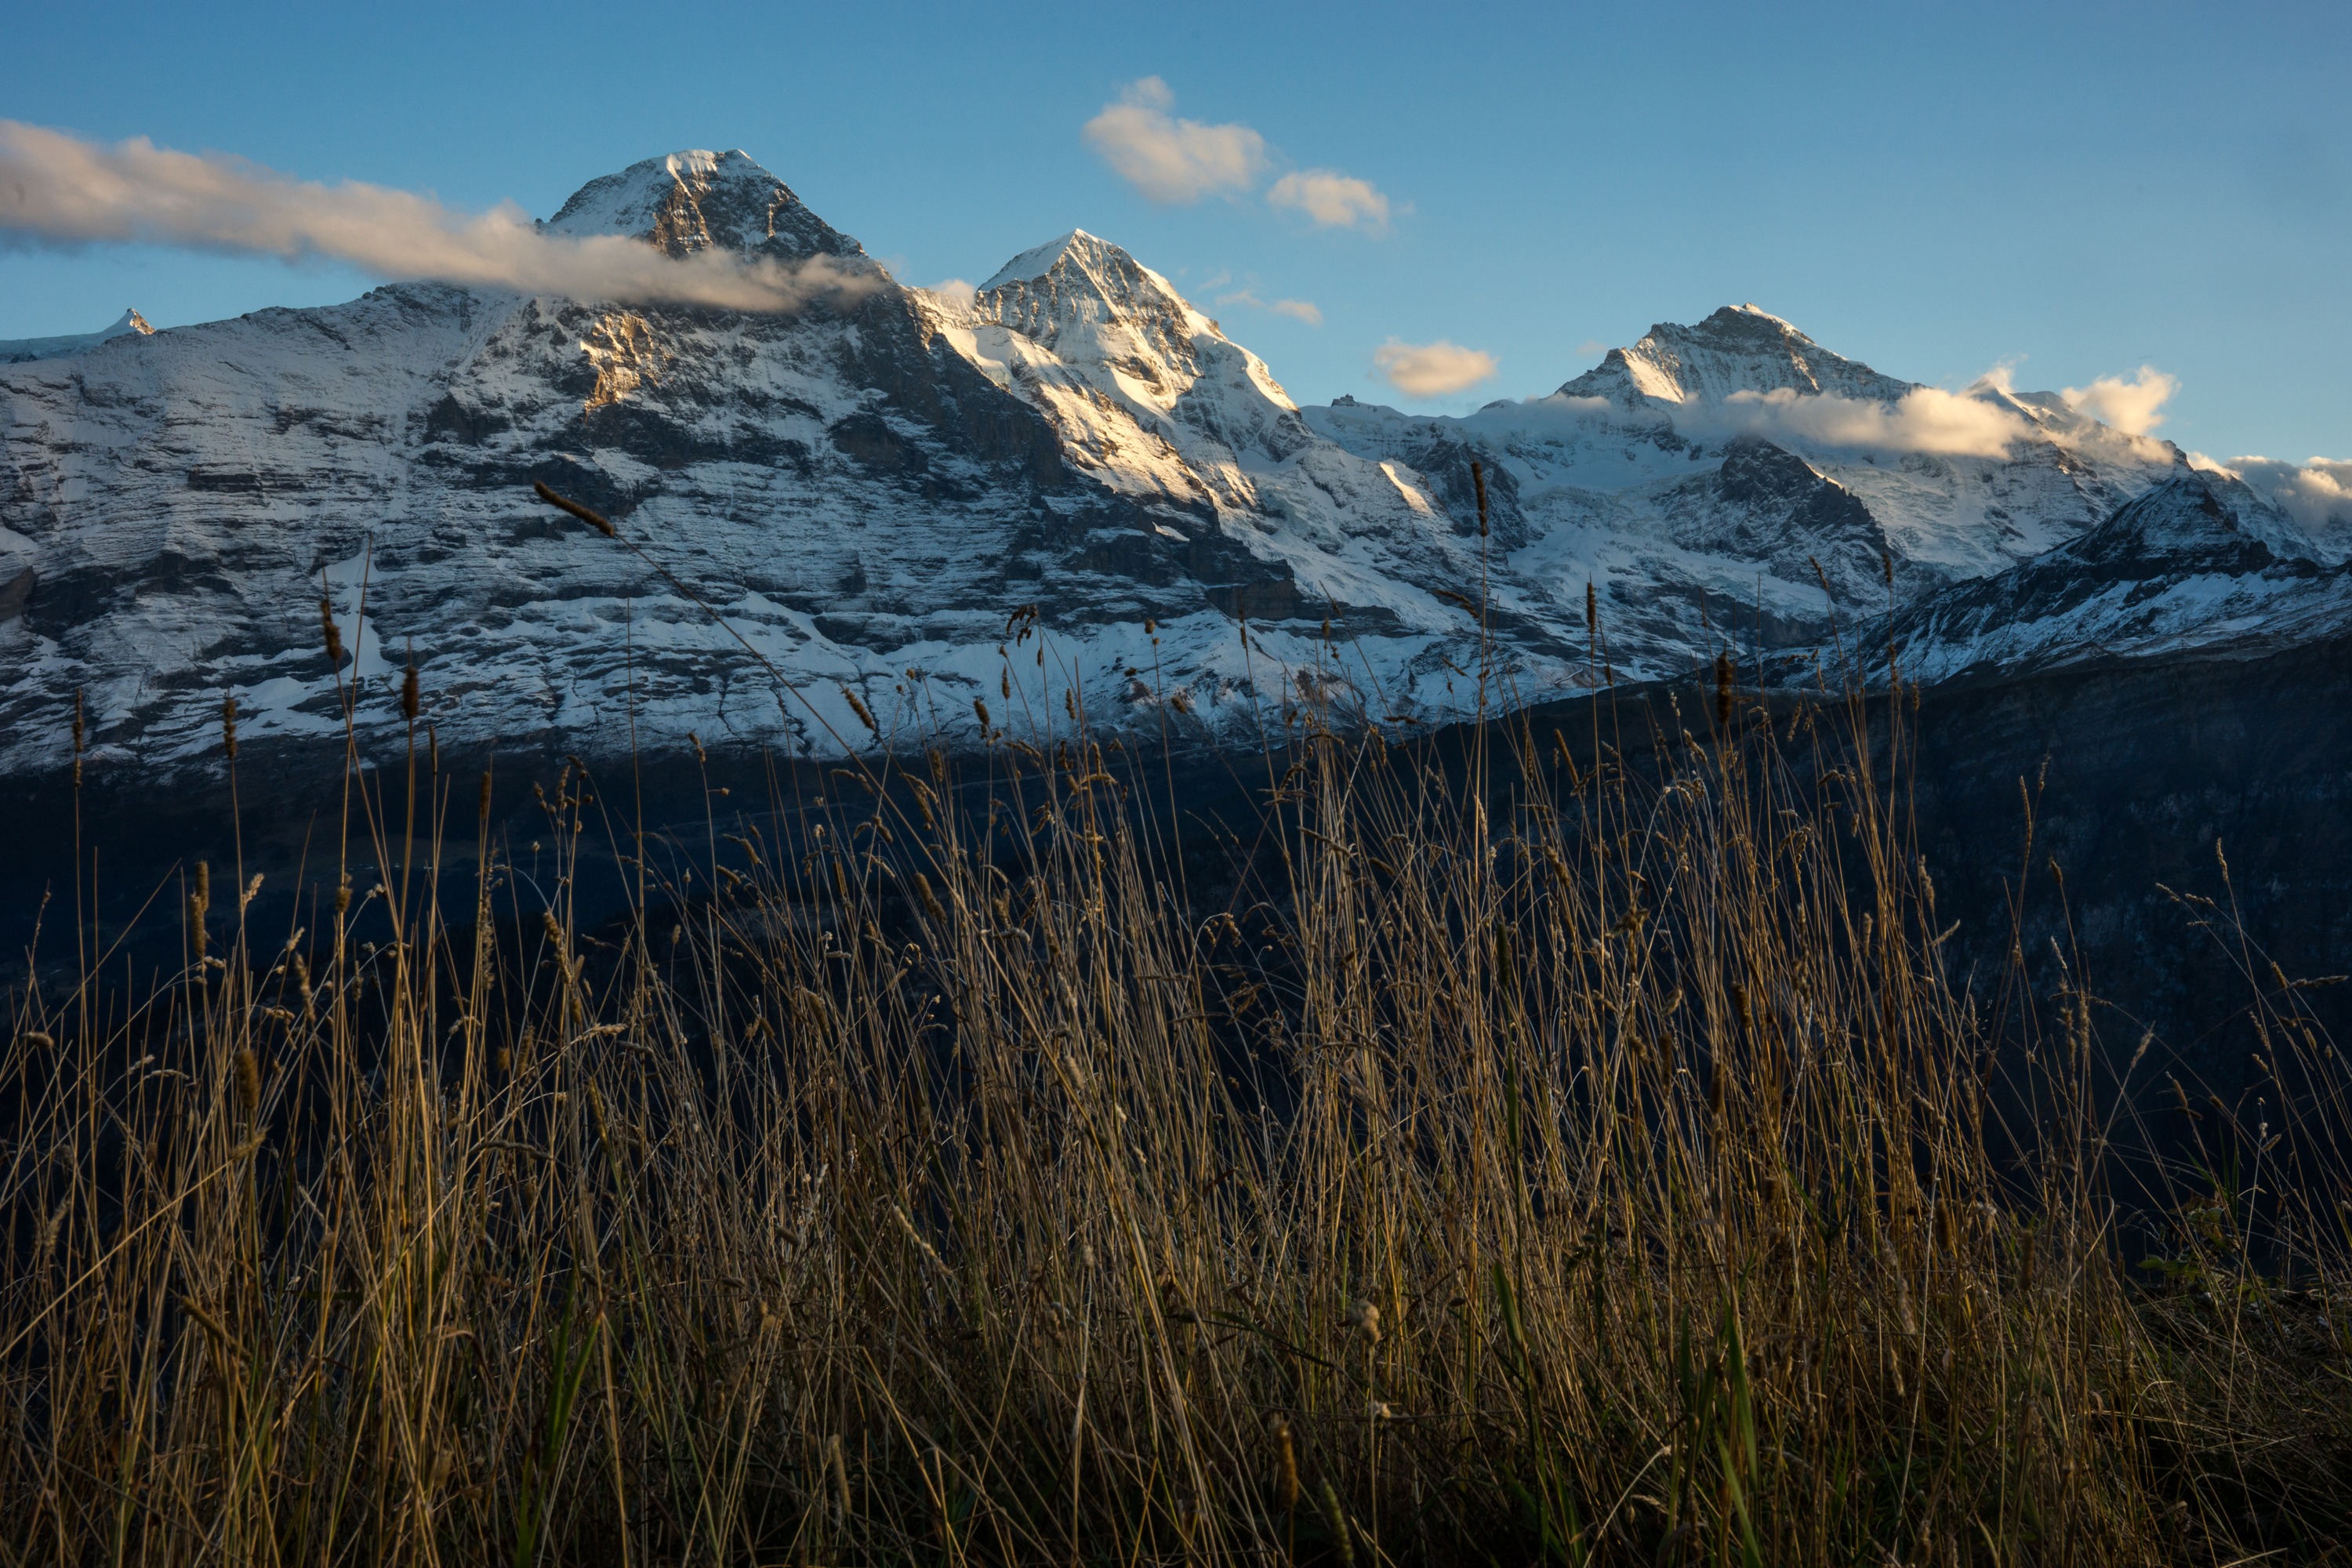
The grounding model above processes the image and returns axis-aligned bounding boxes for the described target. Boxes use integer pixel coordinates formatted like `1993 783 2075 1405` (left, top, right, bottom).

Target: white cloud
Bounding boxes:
0 120 877 313
1373 339 1497 399
2060 365 2178 436
1965 356 2029 398
1266 169 1392 233
924 278 978 310
1082 78 1268 204
2210 455 2352 535
1216 288 1323 326
1702 386 2032 458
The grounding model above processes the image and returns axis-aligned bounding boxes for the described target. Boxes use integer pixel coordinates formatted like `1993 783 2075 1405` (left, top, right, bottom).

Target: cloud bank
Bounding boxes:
1374 339 1497 398
1083 80 1393 230
1706 386 2032 459
1081 78 1268 204
1267 170 1390 233
2060 365 2178 436
2208 455 2352 535
0 120 877 312
924 278 979 310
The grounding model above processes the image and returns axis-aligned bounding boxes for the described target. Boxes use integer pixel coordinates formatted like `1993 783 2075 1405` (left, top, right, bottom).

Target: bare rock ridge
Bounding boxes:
0 147 2342 784
1557 303 1917 406
1838 470 2352 686
543 150 864 261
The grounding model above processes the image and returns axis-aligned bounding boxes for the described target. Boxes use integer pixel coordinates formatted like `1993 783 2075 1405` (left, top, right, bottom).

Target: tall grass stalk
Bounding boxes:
3 636 2347 1565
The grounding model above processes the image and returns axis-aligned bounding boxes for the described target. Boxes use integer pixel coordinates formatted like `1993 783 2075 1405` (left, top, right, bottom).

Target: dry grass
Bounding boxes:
4 642 2350 1566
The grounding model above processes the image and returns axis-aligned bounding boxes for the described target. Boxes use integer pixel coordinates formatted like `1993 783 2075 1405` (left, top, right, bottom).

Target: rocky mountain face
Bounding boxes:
0 154 1548 780
1304 306 2226 669
0 148 2340 791
1559 302 1919 406
1838 470 2352 688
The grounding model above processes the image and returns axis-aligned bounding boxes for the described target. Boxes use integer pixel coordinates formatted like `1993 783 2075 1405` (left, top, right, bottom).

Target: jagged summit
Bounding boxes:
544 149 862 261
0 307 154 365
1846 464 2352 688
1559 303 1916 408
971 230 1196 339
955 227 1300 419
931 228 1312 515
2060 469 2311 569
978 230 1106 292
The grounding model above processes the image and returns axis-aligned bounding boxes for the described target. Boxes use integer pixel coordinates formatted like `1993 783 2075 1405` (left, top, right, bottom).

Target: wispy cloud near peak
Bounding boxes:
2060 365 2178 436
0 121 877 313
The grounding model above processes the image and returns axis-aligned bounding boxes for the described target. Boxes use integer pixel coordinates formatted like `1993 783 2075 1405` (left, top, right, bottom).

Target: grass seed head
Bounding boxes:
534 481 616 536
221 692 238 760
1320 1480 1356 1567
319 593 344 667
1272 1418 1299 1512
400 662 419 723
234 1046 260 1117
189 906 208 958
840 685 877 735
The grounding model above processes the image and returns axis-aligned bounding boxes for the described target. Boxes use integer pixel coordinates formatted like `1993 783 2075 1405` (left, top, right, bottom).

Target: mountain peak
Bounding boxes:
2067 469 2311 568
1708 302 1802 335
544 149 862 261
0 307 156 365
1559 304 1916 408
979 230 1095 291
970 229 1207 355
977 229 1167 299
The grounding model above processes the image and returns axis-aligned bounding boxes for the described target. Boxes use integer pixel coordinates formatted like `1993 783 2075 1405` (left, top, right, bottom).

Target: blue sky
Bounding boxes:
2 0 2344 462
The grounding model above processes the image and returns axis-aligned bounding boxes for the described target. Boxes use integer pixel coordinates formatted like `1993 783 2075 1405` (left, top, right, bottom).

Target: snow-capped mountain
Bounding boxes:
1305 305 2207 672
0 307 151 365
0 152 1529 777
1821 469 2352 687
0 149 2332 782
